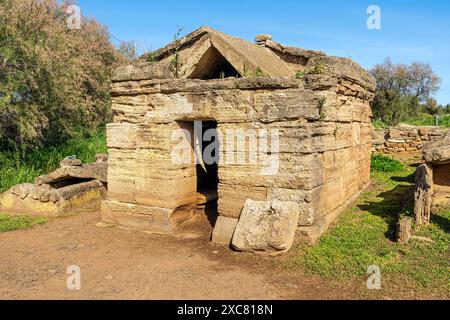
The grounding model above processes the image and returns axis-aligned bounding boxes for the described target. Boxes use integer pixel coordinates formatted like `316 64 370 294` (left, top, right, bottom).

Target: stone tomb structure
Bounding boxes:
101 27 376 251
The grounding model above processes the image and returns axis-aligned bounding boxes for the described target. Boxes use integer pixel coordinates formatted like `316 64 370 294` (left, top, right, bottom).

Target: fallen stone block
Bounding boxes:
35 162 107 185
231 199 300 253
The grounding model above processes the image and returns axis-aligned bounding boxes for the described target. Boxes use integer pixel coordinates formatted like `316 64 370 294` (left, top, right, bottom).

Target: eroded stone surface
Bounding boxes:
414 131 450 227
423 131 450 163
212 216 238 246
414 164 433 226
231 200 300 253
35 162 107 185
397 217 413 243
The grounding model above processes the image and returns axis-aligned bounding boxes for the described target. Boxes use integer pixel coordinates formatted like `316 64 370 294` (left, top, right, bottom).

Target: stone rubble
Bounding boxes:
372 124 447 155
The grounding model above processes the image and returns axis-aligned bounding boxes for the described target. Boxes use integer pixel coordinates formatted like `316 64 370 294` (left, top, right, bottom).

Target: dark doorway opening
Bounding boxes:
195 121 219 227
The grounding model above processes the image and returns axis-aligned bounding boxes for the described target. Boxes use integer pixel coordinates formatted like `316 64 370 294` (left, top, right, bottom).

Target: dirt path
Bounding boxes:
0 212 432 300
0 212 336 300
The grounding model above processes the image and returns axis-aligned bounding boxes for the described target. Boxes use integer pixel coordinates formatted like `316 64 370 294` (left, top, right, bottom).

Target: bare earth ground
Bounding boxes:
0 212 443 300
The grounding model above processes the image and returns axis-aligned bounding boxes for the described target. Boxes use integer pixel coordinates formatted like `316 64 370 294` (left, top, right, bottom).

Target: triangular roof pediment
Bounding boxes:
146 26 293 78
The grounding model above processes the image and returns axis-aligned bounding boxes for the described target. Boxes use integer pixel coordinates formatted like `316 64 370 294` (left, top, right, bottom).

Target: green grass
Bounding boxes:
372 119 387 130
294 160 450 291
0 131 107 193
404 113 450 127
372 113 450 128
0 213 47 233
371 154 406 173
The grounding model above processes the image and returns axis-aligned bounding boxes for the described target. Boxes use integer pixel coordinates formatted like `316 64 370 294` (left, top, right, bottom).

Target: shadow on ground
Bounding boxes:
358 172 416 241
430 209 450 234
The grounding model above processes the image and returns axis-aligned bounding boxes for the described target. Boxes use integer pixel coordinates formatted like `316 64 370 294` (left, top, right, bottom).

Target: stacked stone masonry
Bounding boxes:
373 125 447 155
101 27 376 247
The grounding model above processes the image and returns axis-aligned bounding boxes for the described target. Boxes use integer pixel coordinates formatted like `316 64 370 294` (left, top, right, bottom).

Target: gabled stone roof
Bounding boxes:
114 26 376 93
143 26 293 78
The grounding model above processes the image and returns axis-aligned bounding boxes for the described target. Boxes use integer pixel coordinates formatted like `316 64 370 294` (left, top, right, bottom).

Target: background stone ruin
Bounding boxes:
0 155 108 216
372 124 447 156
101 26 376 251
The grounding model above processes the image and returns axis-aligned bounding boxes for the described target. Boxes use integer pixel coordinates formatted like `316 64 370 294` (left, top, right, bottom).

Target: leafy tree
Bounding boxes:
0 0 126 151
425 98 438 115
370 58 441 125
445 104 450 114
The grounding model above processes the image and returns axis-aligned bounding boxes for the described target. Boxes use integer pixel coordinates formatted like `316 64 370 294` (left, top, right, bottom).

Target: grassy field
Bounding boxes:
294 155 450 292
404 113 450 127
372 113 450 129
0 131 107 193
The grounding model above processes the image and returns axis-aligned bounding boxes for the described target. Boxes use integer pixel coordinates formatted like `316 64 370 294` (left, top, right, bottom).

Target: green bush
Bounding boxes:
0 0 125 151
371 154 406 173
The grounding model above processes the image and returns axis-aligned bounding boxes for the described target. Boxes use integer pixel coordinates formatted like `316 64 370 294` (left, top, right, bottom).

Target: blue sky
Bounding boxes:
78 0 450 104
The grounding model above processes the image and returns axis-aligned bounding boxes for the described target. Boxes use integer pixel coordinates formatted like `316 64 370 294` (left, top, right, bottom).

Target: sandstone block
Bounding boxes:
414 164 433 226
35 162 107 185
253 89 319 122
396 217 413 243
231 200 300 253
107 123 138 149
212 216 239 246
101 200 174 234
218 185 267 218
60 158 82 167
388 129 401 139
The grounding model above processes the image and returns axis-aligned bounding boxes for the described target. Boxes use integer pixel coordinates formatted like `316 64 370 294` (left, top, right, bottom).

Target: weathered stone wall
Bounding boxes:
372 125 447 156
102 63 375 244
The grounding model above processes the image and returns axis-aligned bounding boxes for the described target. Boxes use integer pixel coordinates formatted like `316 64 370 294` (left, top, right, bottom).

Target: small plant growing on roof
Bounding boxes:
295 71 306 78
318 96 327 121
254 67 264 77
145 51 158 62
306 62 328 75
242 64 265 77
169 26 186 78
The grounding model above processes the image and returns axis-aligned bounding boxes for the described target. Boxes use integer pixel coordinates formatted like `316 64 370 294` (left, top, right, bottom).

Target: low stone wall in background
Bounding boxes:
372 124 448 156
